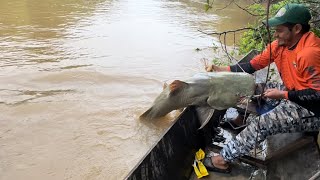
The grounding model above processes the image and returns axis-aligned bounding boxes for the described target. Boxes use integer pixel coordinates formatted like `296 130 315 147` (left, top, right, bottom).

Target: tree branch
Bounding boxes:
198 27 255 36
215 0 235 11
234 2 265 16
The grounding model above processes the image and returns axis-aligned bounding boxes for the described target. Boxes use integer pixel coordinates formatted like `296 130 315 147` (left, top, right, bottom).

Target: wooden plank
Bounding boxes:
265 136 314 163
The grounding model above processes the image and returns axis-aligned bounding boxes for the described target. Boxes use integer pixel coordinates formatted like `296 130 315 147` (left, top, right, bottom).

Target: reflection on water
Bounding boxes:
0 89 75 105
0 0 108 69
0 0 254 179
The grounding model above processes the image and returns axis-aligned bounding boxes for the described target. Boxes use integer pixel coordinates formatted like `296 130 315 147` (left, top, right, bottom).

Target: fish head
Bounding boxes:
140 80 189 120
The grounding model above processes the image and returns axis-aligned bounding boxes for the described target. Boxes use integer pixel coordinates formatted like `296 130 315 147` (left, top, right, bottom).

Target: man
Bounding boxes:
203 3 320 173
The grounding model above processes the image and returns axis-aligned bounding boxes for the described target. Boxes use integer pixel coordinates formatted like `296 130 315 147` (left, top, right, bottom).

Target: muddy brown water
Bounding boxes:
0 0 255 179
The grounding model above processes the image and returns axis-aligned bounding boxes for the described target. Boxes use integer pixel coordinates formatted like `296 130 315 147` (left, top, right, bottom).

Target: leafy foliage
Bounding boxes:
238 0 320 55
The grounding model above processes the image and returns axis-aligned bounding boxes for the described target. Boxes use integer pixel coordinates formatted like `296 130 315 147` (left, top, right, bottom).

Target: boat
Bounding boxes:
125 50 320 180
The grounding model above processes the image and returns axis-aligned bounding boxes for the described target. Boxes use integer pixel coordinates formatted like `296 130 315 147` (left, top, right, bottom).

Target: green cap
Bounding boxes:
265 3 311 27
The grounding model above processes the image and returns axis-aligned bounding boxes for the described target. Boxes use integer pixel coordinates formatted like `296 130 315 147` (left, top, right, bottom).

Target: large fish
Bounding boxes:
140 72 255 128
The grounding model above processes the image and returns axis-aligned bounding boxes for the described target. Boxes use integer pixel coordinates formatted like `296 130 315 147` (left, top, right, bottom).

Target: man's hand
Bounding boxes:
263 89 286 99
206 64 229 72
201 58 229 72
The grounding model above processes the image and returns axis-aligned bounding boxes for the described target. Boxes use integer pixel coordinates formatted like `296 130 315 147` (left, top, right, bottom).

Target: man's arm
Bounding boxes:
229 62 256 74
206 60 264 73
287 47 320 115
206 41 278 73
287 89 320 115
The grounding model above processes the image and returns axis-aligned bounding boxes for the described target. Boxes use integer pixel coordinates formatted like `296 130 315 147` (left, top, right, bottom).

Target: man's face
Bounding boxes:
273 25 295 47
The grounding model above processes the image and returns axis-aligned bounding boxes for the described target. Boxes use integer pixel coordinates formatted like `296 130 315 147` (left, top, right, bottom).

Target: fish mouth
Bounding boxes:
139 107 164 120
139 108 153 119
139 106 173 120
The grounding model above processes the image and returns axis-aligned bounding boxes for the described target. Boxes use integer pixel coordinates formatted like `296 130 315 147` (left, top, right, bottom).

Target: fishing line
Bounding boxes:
254 0 273 159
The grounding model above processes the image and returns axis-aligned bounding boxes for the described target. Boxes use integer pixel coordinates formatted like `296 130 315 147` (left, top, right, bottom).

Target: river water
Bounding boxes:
0 0 254 179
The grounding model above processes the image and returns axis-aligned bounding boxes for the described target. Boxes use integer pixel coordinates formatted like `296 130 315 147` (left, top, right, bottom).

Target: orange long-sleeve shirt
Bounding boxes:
229 32 320 115
250 32 320 91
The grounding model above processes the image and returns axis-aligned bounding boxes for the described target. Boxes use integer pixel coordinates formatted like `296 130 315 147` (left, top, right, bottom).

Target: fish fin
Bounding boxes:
196 106 215 130
163 82 168 90
169 80 187 95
